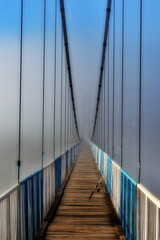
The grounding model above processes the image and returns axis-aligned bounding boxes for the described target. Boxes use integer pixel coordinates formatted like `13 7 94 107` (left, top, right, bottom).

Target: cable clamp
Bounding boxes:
17 160 21 167
60 7 65 12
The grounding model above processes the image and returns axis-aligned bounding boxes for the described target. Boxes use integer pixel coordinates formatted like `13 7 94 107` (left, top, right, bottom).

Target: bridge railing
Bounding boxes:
90 142 160 240
0 143 81 240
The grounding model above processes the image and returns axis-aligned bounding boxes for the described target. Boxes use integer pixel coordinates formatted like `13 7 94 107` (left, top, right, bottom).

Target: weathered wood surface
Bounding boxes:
44 147 125 240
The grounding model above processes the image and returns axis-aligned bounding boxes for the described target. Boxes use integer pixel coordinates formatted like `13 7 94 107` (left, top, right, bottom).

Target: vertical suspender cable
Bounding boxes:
53 0 57 160
96 119 97 145
96 113 98 146
101 92 102 148
92 0 112 141
70 101 72 147
69 90 71 148
97 118 99 145
75 117 77 143
67 83 69 149
70 99 72 147
74 114 77 144
99 92 102 149
121 0 124 168
99 110 101 148
99 106 101 149
69 87 71 148
97 112 99 147
73 115 76 144
99 110 100 148
18 0 24 182
97 112 98 145
94 117 95 143
98 115 99 146
60 26 63 154
101 93 104 149
138 0 142 183
70 113 77 145
99 93 100 146
102 79 104 151
64 63 67 151
96 121 98 145
72 108 75 144
68 90 70 149
112 0 115 159
103 62 106 152
66 82 68 149
96 124 97 145
107 35 110 153
69 89 71 148
99 98 100 148
59 0 80 140
42 0 46 168
96 112 98 146
97 109 100 147
69 96 70 148
94 124 95 144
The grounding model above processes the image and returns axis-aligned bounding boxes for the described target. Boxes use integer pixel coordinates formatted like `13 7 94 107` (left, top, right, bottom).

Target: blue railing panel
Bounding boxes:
55 157 62 193
19 170 43 240
100 151 104 176
107 157 112 194
120 169 137 240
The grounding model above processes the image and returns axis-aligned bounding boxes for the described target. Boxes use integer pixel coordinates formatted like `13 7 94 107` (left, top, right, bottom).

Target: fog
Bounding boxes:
65 0 106 140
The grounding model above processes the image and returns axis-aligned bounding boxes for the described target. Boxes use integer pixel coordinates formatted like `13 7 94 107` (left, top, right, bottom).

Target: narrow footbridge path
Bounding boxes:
44 147 125 240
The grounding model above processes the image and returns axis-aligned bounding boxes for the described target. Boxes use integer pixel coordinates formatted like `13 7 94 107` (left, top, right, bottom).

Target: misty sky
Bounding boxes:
0 0 107 142
65 0 107 140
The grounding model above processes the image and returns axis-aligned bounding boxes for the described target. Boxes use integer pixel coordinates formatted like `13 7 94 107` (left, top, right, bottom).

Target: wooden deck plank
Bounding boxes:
43 147 125 240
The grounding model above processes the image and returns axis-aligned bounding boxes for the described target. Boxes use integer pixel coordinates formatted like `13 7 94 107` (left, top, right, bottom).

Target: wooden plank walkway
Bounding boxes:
44 147 125 240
